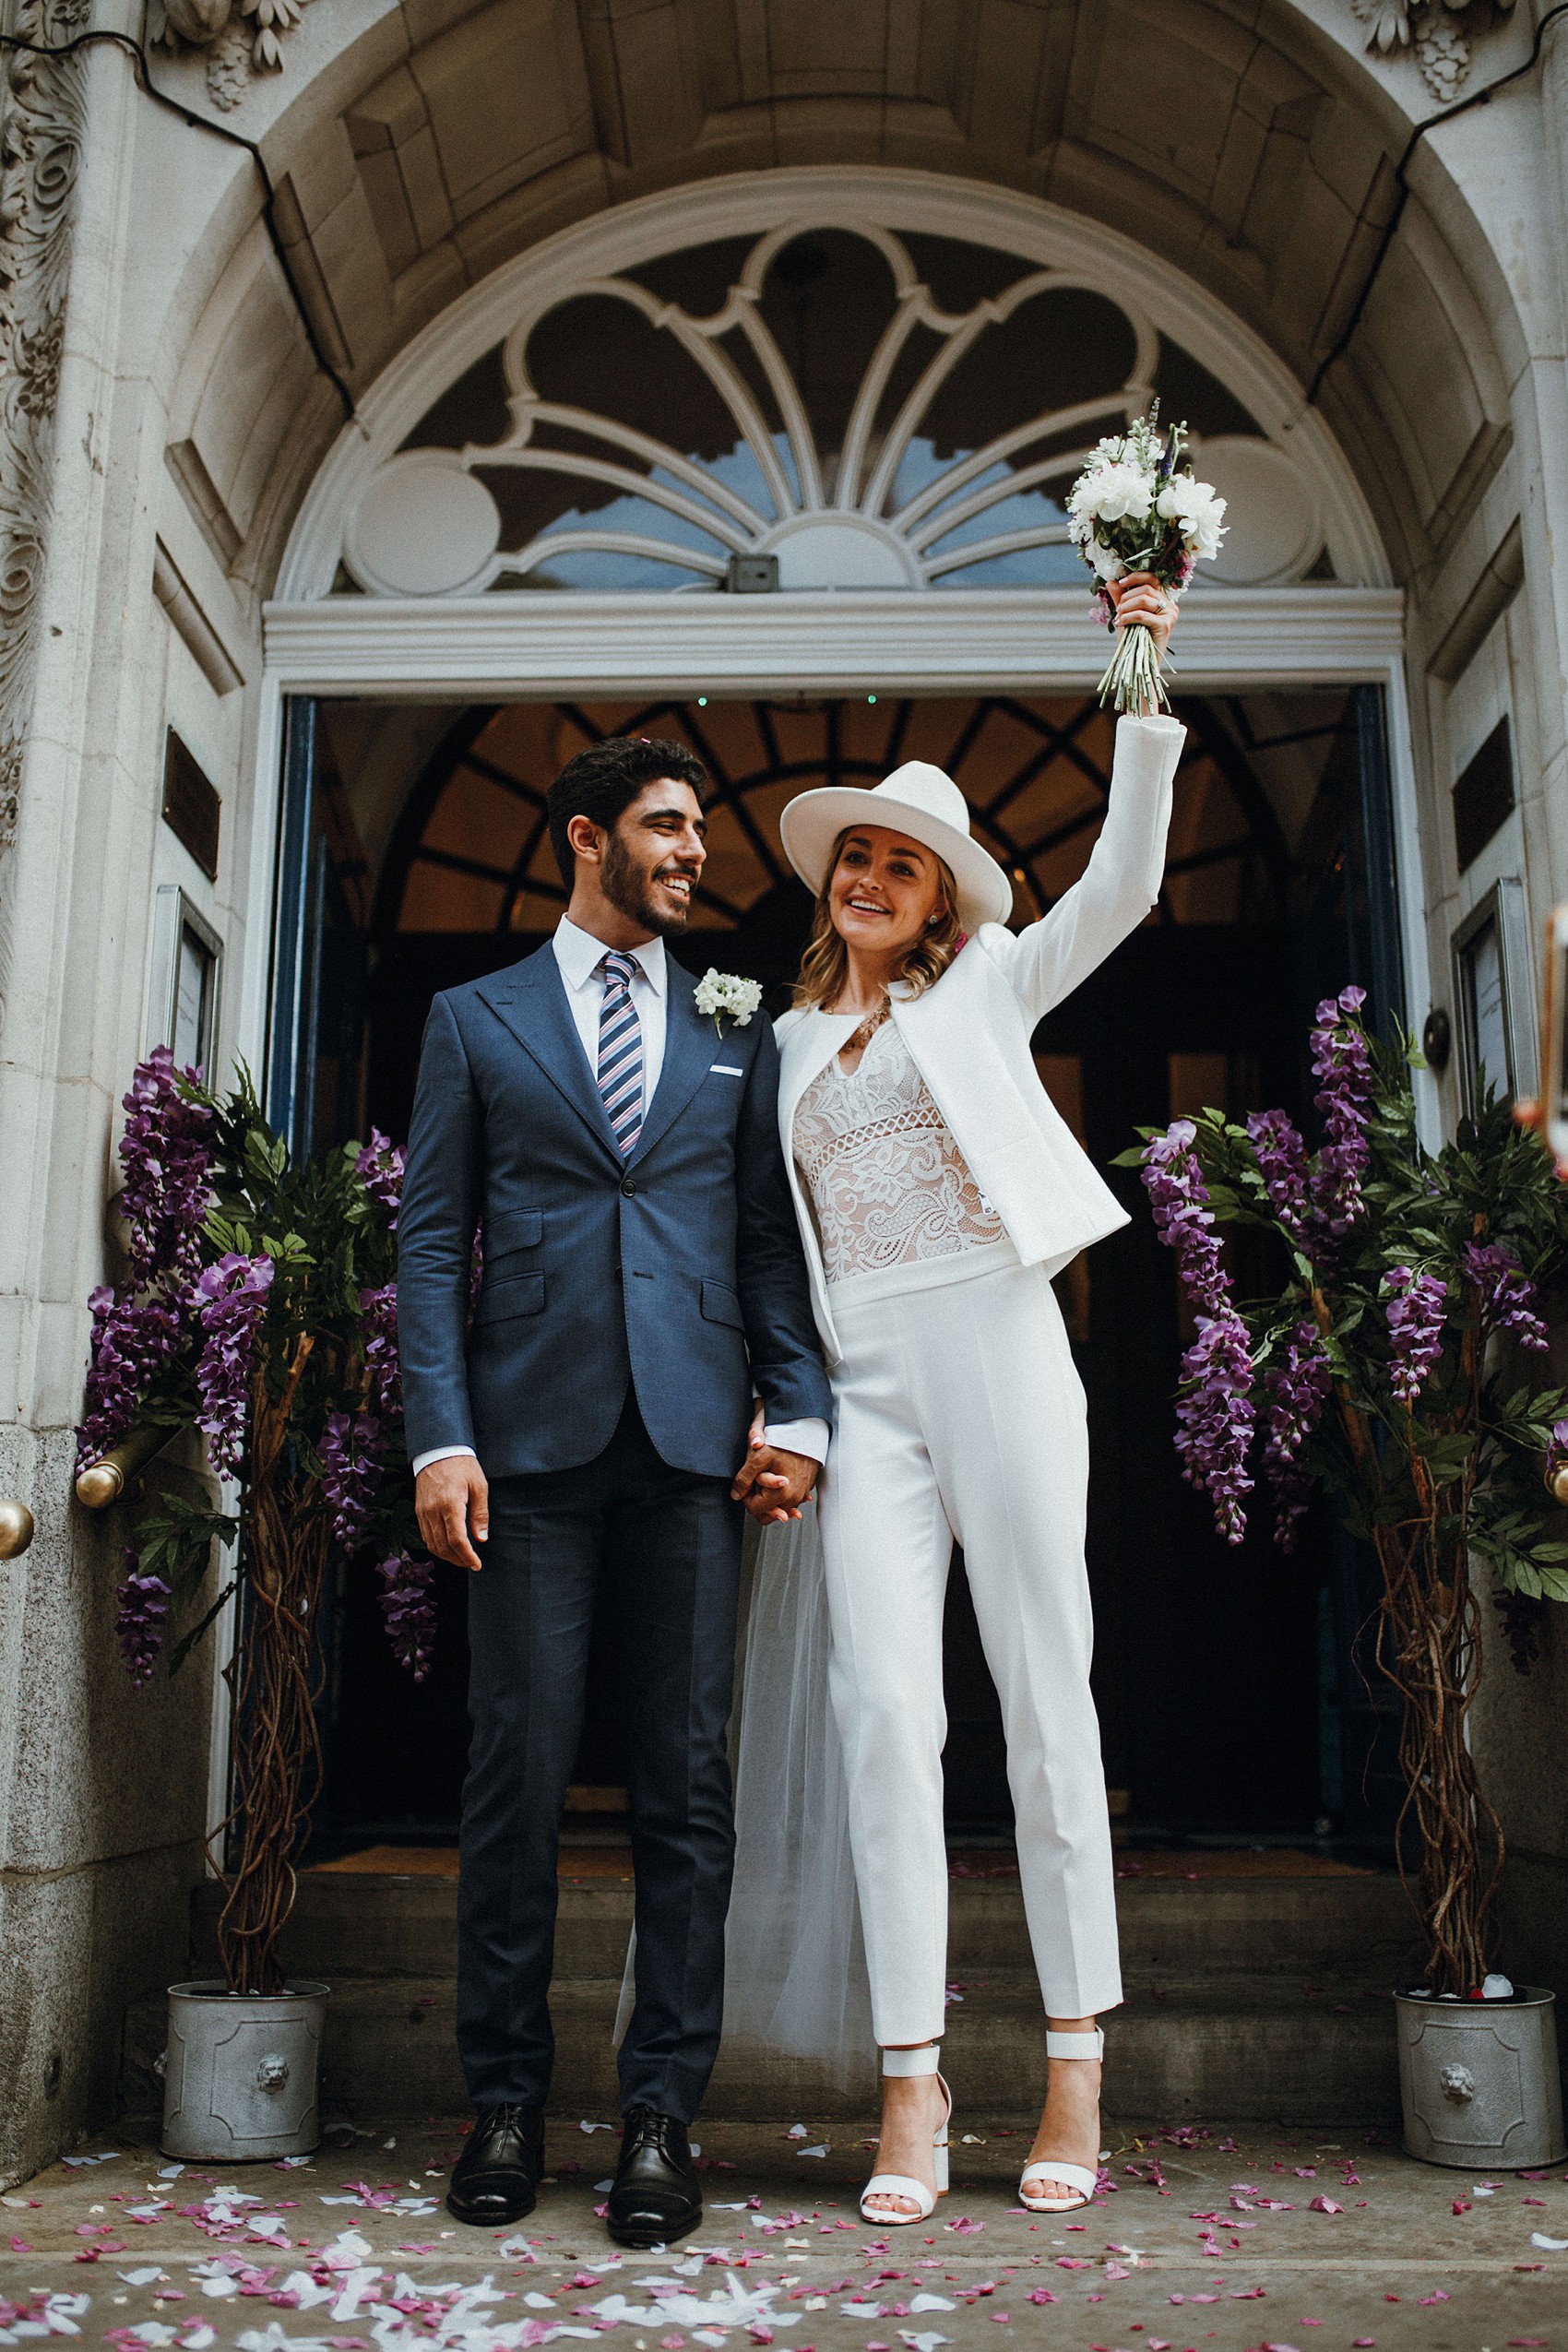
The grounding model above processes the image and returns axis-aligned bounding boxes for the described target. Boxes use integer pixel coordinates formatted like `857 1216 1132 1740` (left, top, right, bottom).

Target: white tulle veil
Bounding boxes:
615 1503 874 2090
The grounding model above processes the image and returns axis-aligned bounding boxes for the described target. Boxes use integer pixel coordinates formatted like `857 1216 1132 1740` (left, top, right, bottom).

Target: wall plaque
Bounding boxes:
1451 715 1514 874
162 728 221 881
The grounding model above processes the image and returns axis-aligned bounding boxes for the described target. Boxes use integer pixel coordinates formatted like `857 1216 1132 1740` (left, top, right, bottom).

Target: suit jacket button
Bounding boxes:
621 1175 637 1197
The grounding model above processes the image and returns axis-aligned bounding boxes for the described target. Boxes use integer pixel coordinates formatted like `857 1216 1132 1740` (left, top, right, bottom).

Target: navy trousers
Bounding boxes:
456 1394 742 2121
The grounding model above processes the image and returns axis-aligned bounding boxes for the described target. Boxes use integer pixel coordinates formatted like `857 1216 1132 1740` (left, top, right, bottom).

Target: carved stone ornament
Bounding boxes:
0 0 89 1034
1351 0 1519 103
147 0 315 113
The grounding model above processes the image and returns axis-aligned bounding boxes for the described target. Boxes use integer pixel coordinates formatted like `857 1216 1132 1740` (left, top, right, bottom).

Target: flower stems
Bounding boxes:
1097 618 1170 717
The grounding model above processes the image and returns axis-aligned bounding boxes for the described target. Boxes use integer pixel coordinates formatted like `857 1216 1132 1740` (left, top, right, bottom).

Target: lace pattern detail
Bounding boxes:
794 1019 1005 1285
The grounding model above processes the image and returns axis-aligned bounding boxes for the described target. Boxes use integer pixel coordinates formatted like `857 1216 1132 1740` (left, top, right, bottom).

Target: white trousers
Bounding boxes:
818 1252 1123 2046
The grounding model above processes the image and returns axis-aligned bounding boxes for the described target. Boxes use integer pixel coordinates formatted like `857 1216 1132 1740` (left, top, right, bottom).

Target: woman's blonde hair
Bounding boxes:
792 826 964 1009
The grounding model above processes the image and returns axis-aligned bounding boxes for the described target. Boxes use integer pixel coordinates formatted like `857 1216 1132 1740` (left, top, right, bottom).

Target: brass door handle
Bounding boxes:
0 1499 35 1558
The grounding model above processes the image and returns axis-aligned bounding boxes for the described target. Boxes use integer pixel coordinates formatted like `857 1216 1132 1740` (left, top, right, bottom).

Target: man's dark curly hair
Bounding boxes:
547 735 708 885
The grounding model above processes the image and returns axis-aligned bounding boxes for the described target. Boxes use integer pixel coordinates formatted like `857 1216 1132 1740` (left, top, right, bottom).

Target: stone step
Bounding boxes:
126 1870 1414 2131
185 1867 1421 1985
121 1966 1403 2127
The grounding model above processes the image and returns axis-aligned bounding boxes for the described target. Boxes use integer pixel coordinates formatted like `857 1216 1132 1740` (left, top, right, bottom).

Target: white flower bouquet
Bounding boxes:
1066 410 1228 716
694 968 763 1038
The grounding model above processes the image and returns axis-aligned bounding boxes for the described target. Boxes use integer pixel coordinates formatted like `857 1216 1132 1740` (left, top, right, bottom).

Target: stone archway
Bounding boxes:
277 166 1388 604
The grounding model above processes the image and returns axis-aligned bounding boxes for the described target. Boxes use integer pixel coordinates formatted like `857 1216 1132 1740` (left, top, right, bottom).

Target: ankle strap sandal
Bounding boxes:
1018 2027 1104 2215
861 2044 952 2227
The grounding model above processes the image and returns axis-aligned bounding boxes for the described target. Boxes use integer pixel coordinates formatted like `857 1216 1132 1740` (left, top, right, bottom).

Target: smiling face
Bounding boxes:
826 824 948 963
571 778 707 937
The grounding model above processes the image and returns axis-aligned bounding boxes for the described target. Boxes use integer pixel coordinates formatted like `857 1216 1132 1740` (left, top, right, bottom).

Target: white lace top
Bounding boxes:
793 1015 1008 1288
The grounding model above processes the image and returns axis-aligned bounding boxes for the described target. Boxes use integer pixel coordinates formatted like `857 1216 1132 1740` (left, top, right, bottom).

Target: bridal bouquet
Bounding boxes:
1067 410 1227 715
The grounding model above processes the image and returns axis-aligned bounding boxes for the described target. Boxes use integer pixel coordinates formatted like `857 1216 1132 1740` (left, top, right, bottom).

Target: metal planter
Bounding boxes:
1395 1986 1566 2169
161 1979 329 2161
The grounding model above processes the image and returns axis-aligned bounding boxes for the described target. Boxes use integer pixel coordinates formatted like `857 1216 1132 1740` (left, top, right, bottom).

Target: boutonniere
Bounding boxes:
693 968 763 1039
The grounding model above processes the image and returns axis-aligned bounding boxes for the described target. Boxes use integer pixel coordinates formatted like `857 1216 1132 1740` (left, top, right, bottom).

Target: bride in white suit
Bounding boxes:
729 579 1183 2225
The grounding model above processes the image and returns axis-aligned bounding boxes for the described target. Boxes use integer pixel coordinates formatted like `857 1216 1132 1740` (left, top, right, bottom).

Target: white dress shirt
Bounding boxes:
412 916 827 1477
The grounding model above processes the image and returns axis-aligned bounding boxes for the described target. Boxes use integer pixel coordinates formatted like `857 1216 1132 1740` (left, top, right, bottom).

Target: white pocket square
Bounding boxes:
710 1063 744 1075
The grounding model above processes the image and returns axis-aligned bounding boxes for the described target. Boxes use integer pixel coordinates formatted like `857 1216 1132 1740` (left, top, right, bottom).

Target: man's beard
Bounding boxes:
601 830 692 934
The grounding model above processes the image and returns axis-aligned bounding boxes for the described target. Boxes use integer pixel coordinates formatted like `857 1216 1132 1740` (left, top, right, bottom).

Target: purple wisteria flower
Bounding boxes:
319 1408 386 1554
1141 1120 1230 1314
376 1552 437 1681
1246 1109 1312 1246
77 1287 186 1470
355 1130 405 1230
1309 987 1373 1240
1463 1241 1550 1351
359 1283 401 1420
1175 1307 1255 1545
114 1553 171 1689
1261 1318 1333 1550
118 1046 215 1287
1384 1265 1448 1408
194 1253 275 1478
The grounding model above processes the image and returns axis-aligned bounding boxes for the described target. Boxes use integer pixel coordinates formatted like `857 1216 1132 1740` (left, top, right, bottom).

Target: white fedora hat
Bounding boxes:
779 761 1014 933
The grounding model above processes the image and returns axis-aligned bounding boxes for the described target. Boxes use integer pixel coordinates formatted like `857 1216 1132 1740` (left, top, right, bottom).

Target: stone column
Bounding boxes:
0 2 216 2185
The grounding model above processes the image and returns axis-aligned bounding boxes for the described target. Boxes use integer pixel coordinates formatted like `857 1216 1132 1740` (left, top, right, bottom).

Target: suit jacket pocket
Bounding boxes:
472 1269 546 1327
700 1278 746 1331
485 1206 543 1264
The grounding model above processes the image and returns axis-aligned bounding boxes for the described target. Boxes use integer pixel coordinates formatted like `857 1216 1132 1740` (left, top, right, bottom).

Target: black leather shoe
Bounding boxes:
446 2103 545 2226
606 2106 702 2248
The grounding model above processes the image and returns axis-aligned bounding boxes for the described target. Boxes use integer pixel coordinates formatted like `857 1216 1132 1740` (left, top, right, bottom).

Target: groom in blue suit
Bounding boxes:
398 735 831 2245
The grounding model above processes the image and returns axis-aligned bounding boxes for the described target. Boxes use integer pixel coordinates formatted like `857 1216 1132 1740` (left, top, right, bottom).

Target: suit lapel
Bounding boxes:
628 957 713 1165
476 944 624 1165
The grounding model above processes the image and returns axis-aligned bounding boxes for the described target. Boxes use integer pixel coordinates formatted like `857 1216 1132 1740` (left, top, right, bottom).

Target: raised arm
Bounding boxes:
982 712 1185 1024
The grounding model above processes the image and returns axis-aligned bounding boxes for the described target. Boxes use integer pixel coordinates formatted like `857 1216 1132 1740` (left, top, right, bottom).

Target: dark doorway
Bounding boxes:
275 689 1404 1852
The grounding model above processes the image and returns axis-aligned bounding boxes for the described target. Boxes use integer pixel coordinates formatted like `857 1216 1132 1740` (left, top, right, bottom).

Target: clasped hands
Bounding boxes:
730 1404 819 1525
415 1410 817 1569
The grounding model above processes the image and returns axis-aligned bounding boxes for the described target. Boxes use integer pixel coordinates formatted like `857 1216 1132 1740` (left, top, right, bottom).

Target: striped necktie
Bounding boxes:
595 950 645 1156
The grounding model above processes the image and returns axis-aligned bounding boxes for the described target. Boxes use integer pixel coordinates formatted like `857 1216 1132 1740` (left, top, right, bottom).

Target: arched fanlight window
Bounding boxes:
343 221 1306 600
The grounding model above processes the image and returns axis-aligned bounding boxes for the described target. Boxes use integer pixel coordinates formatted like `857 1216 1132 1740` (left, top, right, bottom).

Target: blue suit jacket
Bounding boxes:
396 943 833 1482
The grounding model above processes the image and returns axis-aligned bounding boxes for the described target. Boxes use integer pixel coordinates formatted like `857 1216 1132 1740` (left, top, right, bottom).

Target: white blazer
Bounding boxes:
775 712 1185 1366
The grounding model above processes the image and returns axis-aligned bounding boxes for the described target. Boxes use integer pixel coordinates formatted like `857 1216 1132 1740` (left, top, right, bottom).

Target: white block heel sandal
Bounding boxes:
1017 2027 1105 2215
860 2044 952 2226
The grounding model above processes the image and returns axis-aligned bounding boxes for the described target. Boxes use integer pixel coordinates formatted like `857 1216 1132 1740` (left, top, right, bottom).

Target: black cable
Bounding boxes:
0 25 357 421
1308 3 1568 405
